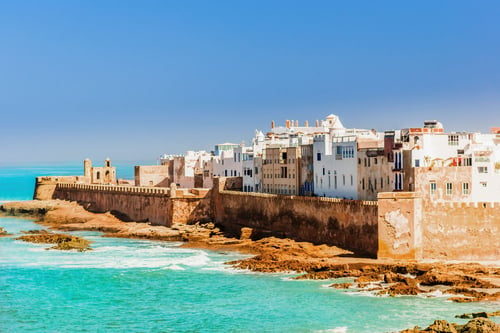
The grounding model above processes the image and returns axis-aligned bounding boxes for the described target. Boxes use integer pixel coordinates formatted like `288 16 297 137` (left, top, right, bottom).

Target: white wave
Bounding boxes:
316 327 348 333
162 264 185 270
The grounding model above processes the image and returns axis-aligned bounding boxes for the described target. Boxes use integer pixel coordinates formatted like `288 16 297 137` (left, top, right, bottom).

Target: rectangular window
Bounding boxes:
478 166 488 173
415 159 420 167
430 182 437 195
448 135 459 146
446 183 453 195
317 152 322 161
322 168 325 175
343 175 345 186
351 175 353 186
462 183 469 195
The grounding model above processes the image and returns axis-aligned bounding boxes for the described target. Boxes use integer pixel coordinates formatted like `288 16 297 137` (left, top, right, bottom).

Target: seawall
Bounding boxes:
378 192 500 261
49 183 212 226
213 179 379 256
33 177 500 261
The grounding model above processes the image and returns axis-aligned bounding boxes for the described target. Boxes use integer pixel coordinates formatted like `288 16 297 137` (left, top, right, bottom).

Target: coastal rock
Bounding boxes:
447 288 500 303
329 283 352 289
426 319 459 333
16 230 92 252
418 270 495 289
460 318 500 333
0 226 9 236
377 276 421 296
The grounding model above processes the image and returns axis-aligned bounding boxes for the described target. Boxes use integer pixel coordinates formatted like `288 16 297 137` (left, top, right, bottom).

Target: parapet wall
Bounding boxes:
34 176 88 200
213 178 378 256
378 192 500 261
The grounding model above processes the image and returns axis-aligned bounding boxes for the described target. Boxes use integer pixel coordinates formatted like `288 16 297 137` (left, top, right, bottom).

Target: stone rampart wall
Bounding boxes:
213 187 378 256
421 201 500 261
51 183 211 226
378 192 500 261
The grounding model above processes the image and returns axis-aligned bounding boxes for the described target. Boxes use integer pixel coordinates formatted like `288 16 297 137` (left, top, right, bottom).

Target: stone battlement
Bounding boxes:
56 183 171 196
428 201 500 209
219 190 378 206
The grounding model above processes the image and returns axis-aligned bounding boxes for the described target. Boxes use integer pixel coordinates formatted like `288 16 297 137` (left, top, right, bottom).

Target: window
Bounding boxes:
480 182 487 188
343 175 345 186
317 152 322 161
415 159 420 167
281 167 288 178
462 183 469 195
351 175 353 186
478 166 488 173
362 178 365 190
430 182 437 195
448 135 459 146
322 168 325 176
374 158 377 165
358 158 361 165
446 183 453 195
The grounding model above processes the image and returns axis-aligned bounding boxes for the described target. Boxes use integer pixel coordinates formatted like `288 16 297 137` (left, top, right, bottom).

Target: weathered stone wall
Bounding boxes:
377 192 423 260
34 176 88 200
51 183 212 226
378 192 500 261
213 179 378 256
134 165 171 187
421 201 500 261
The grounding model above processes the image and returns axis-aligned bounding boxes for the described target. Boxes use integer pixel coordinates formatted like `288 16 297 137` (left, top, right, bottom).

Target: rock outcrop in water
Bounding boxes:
16 230 92 252
0 226 9 236
399 317 500 333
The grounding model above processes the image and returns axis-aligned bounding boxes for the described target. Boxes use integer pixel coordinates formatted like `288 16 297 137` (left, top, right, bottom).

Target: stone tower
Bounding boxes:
84 159 92 179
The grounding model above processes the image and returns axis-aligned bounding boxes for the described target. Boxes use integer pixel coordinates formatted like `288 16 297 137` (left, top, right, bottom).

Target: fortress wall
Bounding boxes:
213 179 378 256
34 176 88 200
53 183 173 225
421 201 500 261
171 194 213 224
378 192 500 261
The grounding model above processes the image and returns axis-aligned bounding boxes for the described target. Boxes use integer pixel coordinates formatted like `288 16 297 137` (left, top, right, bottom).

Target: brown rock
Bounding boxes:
378 277 421 296
239 227 253 240
426 319 459 333
329 283 352 289
356 273 382 284
460 318 500 333
385 272 408 283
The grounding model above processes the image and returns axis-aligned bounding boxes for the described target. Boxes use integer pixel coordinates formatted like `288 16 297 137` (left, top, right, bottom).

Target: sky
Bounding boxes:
1 0 499 164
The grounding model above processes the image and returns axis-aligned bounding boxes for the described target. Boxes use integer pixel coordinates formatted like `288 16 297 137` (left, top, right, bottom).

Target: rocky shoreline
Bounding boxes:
1 200 500 328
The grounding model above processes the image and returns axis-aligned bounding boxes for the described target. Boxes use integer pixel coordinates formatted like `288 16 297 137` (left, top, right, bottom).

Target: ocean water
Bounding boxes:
1 164 499 332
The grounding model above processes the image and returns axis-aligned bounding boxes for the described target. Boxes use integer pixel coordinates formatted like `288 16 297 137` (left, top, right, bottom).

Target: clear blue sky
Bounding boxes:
1 0 499 164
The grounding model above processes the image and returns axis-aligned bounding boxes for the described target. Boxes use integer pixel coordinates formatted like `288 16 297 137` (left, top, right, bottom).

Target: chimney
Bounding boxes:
305 120 309 127
295 120 299 127
315 120 319 127
286 120 290 128
271 120 275 129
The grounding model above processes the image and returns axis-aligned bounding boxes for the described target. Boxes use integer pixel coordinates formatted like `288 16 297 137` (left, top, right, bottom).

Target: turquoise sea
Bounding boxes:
1 164 499 332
